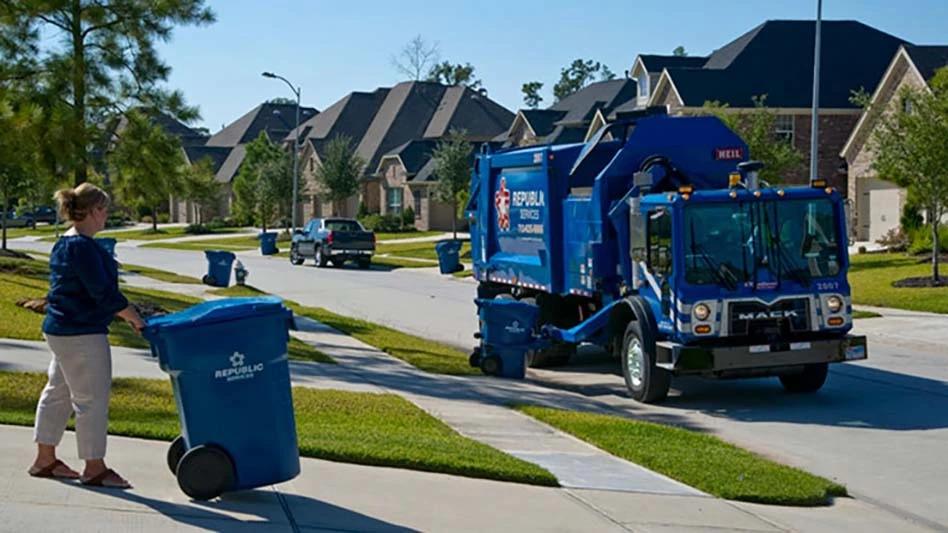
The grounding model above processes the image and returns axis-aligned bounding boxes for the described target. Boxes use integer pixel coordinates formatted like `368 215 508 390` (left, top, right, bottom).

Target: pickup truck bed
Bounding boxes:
289 217 376 269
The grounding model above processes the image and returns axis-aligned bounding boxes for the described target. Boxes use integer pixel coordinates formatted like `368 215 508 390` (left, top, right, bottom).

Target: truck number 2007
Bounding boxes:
816 281 839 291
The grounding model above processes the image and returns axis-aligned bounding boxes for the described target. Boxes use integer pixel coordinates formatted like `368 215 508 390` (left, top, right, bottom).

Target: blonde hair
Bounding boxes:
54 183 111 223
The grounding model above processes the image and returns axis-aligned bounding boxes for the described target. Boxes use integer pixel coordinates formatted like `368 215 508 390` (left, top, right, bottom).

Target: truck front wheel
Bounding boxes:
621 321 670 403
779 363 828 393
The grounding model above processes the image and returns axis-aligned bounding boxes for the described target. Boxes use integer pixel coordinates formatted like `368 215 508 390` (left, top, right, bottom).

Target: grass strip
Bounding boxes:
376 240 471 262
852 309 882 319
0 372 557 487
141 235 261 252
208 284 477 375
849 253 948 314
120 264 202 285
515 405 846 506
375 231 442 241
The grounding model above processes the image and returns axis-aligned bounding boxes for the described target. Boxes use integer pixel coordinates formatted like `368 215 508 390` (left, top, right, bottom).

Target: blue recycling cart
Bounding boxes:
258 232 278 255
435 240 463 274
202 250 235 287
142 296 300 500
469 298 541 379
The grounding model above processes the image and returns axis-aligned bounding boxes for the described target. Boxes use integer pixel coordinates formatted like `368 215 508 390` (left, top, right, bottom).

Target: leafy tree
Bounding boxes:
700 95 804 185
522 81 544 109
107 110 184 232
427 61 484 94
391 34 440 81
553 59 615 102
0 0 215 186
673 46 687 57
0 91 42 250
312 135 365 217
233 132 290 231
267 97 296 105
180 157 220 224
864 67 948 283
431 129 473 240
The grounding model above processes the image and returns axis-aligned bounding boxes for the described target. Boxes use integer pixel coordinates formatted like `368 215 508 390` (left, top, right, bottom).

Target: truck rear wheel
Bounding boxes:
779 363 828 393
315 246 329 268
621 321 670 403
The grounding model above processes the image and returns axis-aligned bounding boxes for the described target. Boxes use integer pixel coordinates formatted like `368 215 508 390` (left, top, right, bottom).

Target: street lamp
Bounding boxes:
809 0 823 182
262 71 301 231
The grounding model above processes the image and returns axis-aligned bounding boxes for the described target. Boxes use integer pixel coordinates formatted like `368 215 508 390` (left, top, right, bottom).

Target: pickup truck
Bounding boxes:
289 217 376 269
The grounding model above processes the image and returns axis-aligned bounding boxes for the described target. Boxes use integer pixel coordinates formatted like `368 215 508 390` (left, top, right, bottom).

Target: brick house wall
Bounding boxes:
788 113 860 191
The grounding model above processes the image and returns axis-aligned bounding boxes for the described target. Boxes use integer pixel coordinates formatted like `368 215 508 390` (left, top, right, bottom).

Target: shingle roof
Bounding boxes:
114 109 208 147
212 145 246 184
663 20 911 109
549 78 638 125
520 110 567 137
207 102 318 147
383 139 439 174
905 45 948 82
302 81 513 177
183 146 231 174
638 54 708 72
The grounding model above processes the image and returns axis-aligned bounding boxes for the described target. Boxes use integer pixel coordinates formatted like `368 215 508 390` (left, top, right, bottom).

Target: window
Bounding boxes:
902 97 913 114
386 187 403 215
638 72 649 98
646 208 673 277
413 189 422 217
774 115 794 144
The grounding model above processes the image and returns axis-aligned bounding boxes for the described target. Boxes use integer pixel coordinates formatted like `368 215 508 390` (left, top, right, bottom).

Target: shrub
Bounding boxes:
184 224 214 235
141 215 154 224
402 206 415 227
358 201 371 218
875 227 908 252
157 213 170 224
907 225 948 256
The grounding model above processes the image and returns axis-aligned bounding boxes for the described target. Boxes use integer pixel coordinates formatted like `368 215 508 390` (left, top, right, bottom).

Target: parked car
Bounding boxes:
18 206 57 224
290 217 376 269
1 211 35 229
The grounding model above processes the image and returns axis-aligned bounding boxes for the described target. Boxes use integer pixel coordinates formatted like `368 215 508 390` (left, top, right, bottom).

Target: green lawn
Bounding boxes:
516 405 846 506
1 224 65 240
375 231 442 241
120 264 202 285
849 253 948 313
141 235 261 252
0 256 330 363
0 372 557 487
376 240 471 262
208 284 477 375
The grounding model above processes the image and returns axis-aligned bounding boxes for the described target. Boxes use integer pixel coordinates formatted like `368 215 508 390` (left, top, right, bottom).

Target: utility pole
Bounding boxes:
262 71 301 231
809 0 823 182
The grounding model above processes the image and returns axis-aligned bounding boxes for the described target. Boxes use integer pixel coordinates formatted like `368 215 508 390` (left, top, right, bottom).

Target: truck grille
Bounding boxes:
727 298 811 341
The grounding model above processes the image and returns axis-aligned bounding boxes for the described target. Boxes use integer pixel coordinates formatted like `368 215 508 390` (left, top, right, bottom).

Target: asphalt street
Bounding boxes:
10 238 948 531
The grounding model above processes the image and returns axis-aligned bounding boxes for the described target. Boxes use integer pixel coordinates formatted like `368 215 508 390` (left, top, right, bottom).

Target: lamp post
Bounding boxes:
262 71 301 231
809 0 823 182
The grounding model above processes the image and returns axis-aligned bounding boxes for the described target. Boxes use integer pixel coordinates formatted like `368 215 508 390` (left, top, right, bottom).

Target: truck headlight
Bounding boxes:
693 303 711 321
827 296 843 313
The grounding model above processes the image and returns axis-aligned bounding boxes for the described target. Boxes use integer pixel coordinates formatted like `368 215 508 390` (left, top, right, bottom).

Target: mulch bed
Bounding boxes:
891 277 947 288
0 249 33 260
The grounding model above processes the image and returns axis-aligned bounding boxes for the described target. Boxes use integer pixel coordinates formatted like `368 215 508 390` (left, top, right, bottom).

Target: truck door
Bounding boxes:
644 207 675 333
299 220 318 256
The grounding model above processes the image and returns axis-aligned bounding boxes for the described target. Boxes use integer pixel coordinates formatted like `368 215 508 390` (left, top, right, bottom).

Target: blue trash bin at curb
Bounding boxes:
203 250 235 287
95 237 117 257
472 298 541 379
258 232 278 255
435 240 463 274
142 296 300 501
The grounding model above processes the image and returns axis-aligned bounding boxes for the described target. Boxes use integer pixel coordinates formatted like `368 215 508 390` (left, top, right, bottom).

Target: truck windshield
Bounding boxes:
683 197 841 288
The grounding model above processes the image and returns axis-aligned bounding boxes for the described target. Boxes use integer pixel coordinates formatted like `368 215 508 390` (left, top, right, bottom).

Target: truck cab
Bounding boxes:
289 217 376 269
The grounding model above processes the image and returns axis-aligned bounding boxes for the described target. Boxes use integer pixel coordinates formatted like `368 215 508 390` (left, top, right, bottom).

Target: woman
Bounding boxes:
28 183 144 489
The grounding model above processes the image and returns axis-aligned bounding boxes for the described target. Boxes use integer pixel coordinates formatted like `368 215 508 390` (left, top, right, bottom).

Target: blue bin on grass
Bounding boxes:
95 237 117 257
202 250 235 287
435 240 463 274
258 232 278 256
472 298 541 379
142 296 300 501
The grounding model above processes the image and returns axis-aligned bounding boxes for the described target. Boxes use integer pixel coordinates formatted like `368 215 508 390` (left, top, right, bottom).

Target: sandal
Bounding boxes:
80 468 131 489
28 459 79 479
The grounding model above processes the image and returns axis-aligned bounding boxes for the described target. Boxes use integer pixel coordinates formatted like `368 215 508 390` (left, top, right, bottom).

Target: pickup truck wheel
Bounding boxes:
358 258 371 269
289 245 304 265
779 363 828 393
315 246 328 268
621 321 670 403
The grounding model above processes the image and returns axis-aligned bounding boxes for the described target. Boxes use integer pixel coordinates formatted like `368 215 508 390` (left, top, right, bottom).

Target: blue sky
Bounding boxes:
154 0 948 133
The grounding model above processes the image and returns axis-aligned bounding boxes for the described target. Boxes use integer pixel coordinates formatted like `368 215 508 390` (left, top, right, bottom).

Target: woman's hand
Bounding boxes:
117 305 145 334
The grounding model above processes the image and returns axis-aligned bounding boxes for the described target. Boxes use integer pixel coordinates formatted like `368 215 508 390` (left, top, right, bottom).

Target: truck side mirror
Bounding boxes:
843 198 855 246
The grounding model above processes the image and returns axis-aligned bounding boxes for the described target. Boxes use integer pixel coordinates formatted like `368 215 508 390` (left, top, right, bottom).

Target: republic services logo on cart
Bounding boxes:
215 351 264 382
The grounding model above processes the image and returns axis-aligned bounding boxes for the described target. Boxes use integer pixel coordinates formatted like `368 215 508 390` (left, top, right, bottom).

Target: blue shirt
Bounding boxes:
42 234 129 336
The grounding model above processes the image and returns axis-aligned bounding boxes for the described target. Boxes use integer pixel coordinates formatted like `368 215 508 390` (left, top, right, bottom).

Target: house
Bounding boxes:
169 101 318 223
499 78 638 147
637 20 910 192
840 44 948 242
290 81 514 231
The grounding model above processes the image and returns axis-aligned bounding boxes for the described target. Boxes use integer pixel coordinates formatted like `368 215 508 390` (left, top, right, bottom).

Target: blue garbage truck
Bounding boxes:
465 109 868 403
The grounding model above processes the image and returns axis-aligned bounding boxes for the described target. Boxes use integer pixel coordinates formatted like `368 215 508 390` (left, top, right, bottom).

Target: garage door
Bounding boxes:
869 187 902 243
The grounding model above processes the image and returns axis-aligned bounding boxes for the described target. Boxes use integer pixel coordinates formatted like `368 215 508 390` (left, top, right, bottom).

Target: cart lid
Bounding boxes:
143 296 289 337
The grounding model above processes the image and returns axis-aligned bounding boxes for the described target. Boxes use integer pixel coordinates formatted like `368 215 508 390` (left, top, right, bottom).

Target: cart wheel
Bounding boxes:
167 435 186 475
176 444 235 501
469 351 480 368
202 274 215 286
479 355 502 376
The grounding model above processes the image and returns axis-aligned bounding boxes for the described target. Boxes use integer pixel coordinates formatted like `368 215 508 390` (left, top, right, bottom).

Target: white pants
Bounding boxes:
33 334 112 460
